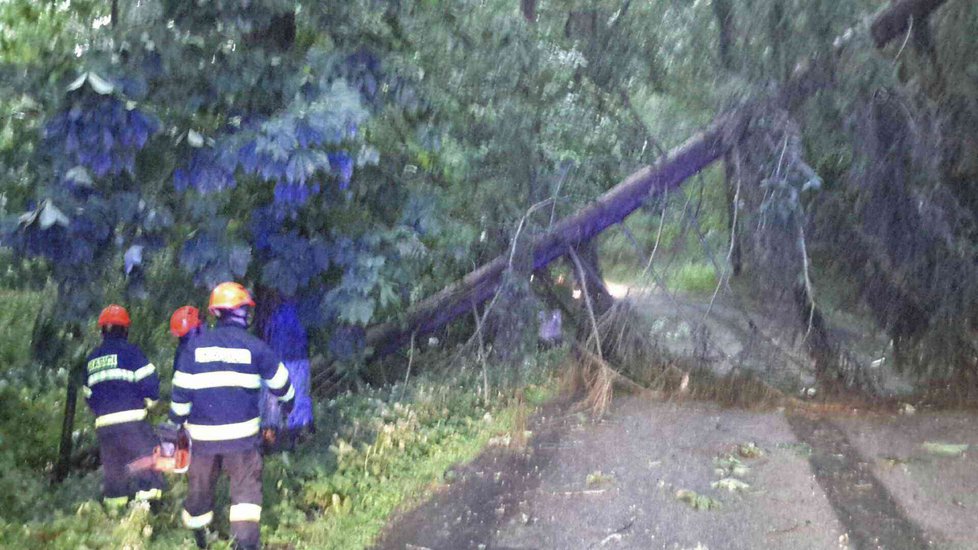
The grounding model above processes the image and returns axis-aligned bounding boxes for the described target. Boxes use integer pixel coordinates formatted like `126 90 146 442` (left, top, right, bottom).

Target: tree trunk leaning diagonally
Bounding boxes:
367 120 734 359
53 326 85 484
363 0 949 361
53 361 83 483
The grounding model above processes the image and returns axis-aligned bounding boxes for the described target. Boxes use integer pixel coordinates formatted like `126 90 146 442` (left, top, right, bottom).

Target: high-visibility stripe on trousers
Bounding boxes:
134 488 162 501
183 449 263 548
229 502 262 522
181 509 214 529
104 495 129 512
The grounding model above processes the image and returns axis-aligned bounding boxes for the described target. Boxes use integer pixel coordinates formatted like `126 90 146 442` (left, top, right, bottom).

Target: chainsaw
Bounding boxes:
154 427 191 473
125 425 191 474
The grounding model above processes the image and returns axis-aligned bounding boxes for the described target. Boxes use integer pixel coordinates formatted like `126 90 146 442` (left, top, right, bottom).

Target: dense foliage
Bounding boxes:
0 286 559 548
2 0 978 545
0 0 660 355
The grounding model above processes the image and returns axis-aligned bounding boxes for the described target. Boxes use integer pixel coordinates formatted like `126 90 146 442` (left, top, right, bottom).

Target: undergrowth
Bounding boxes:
261 363 557 549
0 299 562 550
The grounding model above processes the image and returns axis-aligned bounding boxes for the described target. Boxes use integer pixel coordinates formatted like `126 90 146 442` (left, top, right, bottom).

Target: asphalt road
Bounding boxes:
378 395 978 550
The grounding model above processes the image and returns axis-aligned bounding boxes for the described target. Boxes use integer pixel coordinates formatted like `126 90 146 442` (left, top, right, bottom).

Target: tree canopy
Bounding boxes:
1 0 977 388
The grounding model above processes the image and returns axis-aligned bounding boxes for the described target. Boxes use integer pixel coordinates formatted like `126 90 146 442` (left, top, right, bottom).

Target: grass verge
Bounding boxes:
0 346 561 549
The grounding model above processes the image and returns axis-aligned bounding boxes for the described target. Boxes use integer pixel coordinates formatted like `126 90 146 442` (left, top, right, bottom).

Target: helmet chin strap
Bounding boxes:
218 307 250 328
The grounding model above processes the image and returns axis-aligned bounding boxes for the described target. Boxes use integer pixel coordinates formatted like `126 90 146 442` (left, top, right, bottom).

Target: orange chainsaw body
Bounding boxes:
154 430 191 474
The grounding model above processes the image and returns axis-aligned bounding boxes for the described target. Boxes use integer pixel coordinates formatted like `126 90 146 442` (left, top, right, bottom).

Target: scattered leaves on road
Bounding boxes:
675 489 721 511
738 442 764 458
714 455 750 477
712 477 751 492
921 442 969 457
586 470 615 487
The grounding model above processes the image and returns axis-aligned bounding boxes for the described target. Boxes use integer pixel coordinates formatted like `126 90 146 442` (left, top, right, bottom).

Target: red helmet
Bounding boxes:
208 282 255 314
97 304 131 328
169 306 201 338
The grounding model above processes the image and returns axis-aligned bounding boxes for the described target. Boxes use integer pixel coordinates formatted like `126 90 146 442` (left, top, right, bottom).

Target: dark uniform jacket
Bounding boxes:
173 328 204 373
169 323 294 454
84 334 159 428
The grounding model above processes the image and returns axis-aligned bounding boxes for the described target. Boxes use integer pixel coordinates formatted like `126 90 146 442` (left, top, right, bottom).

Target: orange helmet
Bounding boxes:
97 304 131 328
208 282 256 314
169 306 202 338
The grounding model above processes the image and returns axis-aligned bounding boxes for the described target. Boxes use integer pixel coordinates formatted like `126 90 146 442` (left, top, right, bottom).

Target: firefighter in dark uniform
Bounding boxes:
168 282 294 550
84 304 165 513
170 305 204 359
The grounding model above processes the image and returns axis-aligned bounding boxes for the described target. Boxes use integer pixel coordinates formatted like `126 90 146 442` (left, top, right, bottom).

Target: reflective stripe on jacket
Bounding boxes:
85 335 159 428
169 323 293 454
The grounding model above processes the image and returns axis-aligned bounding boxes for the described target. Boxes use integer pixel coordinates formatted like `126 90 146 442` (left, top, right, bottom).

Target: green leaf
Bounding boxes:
65 166 93 186
86 72 114 95
675 489 721 511
922 442 969 457
339 295 375 326
229 245 251 278
711 478 750 492
378 282 399 309
737 442 763 458
66 72 88 92
585 471 614 487
187 129 204 148
18 200 69 229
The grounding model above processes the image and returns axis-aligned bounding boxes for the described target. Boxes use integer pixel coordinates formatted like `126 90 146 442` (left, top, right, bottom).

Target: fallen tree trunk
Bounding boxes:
364 0 948 361
367 120 733 358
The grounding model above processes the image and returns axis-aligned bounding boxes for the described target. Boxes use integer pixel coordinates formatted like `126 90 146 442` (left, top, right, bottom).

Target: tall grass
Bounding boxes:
0 289 44 371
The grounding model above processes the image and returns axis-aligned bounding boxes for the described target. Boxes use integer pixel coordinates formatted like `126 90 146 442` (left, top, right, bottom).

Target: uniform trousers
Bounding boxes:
182 449 263 548
96 421 165 508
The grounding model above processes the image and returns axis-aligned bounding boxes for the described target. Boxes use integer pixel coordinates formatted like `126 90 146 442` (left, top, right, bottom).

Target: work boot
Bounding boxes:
193 528 208 549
